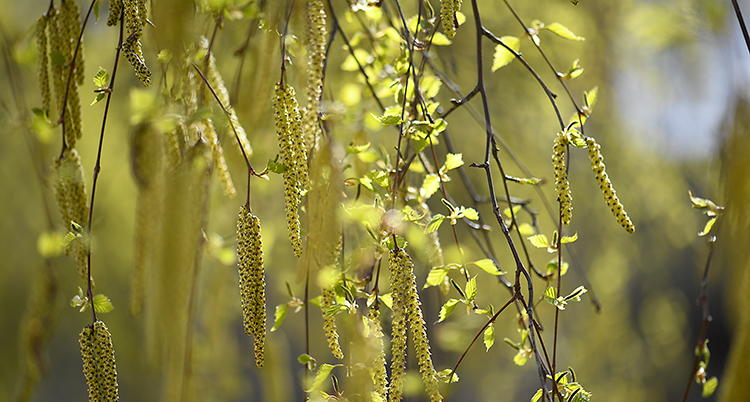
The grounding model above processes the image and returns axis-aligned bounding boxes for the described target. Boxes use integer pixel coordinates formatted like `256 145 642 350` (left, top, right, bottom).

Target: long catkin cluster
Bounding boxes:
552 134 572 225
304 0 327 149
440 0 463 39
586 137 635 233
273 83 309 257
205 52 253 158
39 3 84 148
367 308 388 401
52 148 89 279
237 205 266 367
79 321 119 402
320 287 344 359
109 0 151 86
389 249 442 402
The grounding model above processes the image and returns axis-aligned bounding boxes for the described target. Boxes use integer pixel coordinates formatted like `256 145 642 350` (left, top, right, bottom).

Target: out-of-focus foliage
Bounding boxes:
0 0 747 401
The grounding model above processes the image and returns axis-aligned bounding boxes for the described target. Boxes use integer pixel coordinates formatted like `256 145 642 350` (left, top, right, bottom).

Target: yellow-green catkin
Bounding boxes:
107 0 123 27
61 0 85 85
273 83 307 257
304 0 327 149
237 205 266 368
440 0 463 39
206 53 253 158
367 308 388 401
53 149 89 279
47 7 65 114
80 321 119 402
393 249 442 402
553 135 572 225
200 118 236 197
388 252 408 402
36 14 51 115
586 137 635 233
48 2 83 147
121 0 151 86
321 287 344 359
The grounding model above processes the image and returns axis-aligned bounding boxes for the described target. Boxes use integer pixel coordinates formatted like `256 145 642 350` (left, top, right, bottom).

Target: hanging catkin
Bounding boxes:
304 0 327 149
553 134 572 225
237 205 266 367
79 321 119 402
440 0 463 39
52 148 89 279
586 137 635 233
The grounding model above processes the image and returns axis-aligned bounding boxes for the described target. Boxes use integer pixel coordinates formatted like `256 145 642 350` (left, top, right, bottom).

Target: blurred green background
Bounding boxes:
1 0 749 401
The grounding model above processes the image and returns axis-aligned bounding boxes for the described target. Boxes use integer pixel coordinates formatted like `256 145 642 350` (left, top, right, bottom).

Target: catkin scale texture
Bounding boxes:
441 0 463 39
586 137 635 233
36 15 51 115
52 149 89 278
237 205 266 367
367 308 388 400
304 0 327 149
321 287 344 359
79 321 119 402
273 83 307 257
553 136 572 225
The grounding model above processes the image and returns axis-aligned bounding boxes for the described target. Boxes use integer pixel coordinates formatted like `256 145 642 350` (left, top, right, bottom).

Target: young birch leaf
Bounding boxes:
378 293 393 310
465 276 477 301
93 67 108 88
484 325 495 351
561 233 578 244
564 285 588 302
92 294 114 313
442 153 464 171
699 217 718 236
421 174 441 200
431 32 452 46
438 299 461 322
530 389 544 402
470 259 505 276
492 36 520 71
271 304 289 332
424 266 450 288
544 287 557 306
702 377 718 397
425 214 446 233
544 22 585 41
461 207 479 220
528 234 549 249
308 363 341 392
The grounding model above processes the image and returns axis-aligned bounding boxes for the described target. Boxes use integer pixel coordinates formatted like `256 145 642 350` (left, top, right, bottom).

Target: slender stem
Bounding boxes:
732 0 750 56
85 7 126 323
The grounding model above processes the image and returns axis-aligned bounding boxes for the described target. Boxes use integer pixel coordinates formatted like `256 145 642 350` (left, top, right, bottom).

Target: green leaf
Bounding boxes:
561 233 578 244
271 304 288 332
528 234 549 249
465 276 477 301
93 67 108 88
699 217 717 236
544 22 585 41
519 223 535 236
379 293 393 310
470 259 505 276
92 294 114 313
513 349 530 366
564 285 588 302
157 49 173 64
93 0 100 21
266 158 288 174
484 325 495 351
443 153 464 171
437 368 460 383
564 58 584 79
424 265 450 288
431 32 452 46
544 287 558 305
308 363 341 392
702 377 718 397
90 93 105 106
584 87 598 110
346 142 371 154
421 174 441 200
530 389 543 402
425 214 446 233
492 36 520 71
461 207 479 220
438 299 460 322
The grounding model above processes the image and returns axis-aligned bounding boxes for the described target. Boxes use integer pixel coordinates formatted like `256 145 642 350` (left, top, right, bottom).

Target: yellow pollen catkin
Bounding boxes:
367 308 388 400
440 0 463 39
304 0 327 149
321 287 343 359
553 135 572 225
36 14 51 115
80 321 119 402
52 149 89 279
237 205 266 367
586 137 635 233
